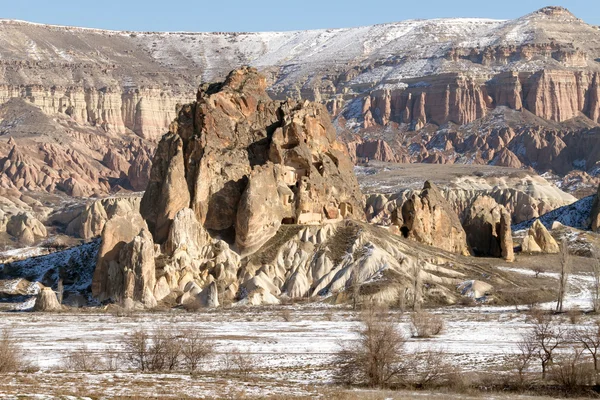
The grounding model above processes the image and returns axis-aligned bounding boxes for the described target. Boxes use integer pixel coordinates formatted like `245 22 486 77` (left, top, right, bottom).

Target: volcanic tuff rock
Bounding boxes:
141 67 364 253
362 163 576 227
33 287 61 311
6 212 47 245
463 196 514 261
391 181 470 255
0 7 599 197
522 219 560 253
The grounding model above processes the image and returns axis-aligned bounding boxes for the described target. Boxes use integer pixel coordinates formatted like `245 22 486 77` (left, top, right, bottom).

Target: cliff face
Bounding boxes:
0 85 189 140
0 7 599 197
361 70 600 130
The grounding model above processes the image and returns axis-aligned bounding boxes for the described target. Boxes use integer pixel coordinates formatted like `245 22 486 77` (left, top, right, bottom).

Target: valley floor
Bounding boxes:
0 255 598 399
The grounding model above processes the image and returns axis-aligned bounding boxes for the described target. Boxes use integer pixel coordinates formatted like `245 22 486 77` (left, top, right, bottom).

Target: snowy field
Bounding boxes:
0 266 597 398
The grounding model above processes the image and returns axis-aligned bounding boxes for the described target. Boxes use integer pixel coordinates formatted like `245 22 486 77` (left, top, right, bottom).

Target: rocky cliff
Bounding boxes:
0 7 599 197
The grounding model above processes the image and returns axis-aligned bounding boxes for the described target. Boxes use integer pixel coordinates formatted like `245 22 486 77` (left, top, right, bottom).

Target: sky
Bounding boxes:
1 0 598 32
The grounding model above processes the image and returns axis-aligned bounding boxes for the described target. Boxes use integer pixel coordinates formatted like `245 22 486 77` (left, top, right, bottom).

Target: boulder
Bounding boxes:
463 196 514 261
522 219 560 253
34 287 61 311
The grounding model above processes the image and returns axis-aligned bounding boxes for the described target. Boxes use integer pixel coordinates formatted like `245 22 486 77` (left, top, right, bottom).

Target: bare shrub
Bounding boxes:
181 329 213 372
334 306 406 388
122 328 213 372
549 346 594 391
62 346 104 371
222 348 255 379
410 311 444 338
405 348 453 388
123 329 150 371
0 328 23 373
503 336 538 387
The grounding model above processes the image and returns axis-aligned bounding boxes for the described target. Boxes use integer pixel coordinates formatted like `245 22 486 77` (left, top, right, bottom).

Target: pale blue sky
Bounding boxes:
2 1 598 32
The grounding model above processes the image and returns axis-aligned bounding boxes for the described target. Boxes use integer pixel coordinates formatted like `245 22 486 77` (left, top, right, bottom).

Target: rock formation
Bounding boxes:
521 219 560 254
6 212 47 245
141 67 364 254
463 196 514 261
33 287 61 311
393 181 470 255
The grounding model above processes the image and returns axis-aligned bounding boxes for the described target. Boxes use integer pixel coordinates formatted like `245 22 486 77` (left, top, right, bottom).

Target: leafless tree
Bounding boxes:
571 321 600 382
122 329 150 371
504 336 538 387
556 240 570 313
530 313 565 379
335 305 406 387
181 330 213 372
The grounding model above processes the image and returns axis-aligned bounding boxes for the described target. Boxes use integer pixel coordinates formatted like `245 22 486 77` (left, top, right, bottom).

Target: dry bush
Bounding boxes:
122 328 213 372
222 348 255 378
181 329 213 372
409 311 444 338
0 328 23 373
334 306 406 388
123 329 151 371
503 336 537 387
549 346 594 391
405 349 454 388
62 346 104 371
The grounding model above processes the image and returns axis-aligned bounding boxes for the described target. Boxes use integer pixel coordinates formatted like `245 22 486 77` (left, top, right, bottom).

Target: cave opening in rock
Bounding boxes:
400 226 410 238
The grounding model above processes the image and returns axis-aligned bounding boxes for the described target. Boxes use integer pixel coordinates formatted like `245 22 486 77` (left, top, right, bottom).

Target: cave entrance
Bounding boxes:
400 226 410 238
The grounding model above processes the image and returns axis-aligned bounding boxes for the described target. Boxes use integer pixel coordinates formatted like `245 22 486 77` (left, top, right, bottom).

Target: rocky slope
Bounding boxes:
0 7 599 197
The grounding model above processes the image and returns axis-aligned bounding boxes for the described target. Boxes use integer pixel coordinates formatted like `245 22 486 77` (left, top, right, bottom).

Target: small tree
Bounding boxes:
335 306 406 387
504 336 538 387
123 329 150 371
571 321 600 382
63 346 103 371
181 330 213 373
556 240 570 313
530 313 564 379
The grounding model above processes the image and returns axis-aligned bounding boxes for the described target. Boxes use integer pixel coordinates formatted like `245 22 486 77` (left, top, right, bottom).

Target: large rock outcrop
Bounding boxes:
463 196 514 261
393 181 470 255
522 219 560 254
141 67 364 254
6 212 47 245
